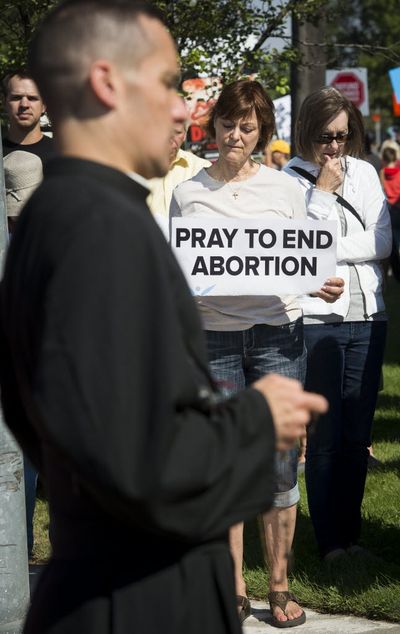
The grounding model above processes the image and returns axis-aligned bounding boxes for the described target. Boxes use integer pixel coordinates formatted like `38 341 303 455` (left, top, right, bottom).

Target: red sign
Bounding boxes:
393 93 400 117
331 72 365 108
188 124 206 143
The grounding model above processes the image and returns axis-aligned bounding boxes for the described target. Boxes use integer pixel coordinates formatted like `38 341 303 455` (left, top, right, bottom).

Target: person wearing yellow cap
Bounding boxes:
265 139 291 170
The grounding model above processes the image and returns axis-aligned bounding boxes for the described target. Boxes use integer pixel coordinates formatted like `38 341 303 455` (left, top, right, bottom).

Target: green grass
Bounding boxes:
32 496 50 563
244 275 400 622
31 278 400 621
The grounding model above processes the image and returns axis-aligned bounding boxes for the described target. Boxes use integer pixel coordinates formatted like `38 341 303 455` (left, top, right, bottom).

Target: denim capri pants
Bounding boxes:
205 318 306 508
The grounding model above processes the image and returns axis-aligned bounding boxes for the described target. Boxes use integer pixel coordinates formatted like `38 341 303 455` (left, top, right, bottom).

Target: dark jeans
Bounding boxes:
303 321 387 557
390 204 400 256
205 319 306 506
24 456 38 558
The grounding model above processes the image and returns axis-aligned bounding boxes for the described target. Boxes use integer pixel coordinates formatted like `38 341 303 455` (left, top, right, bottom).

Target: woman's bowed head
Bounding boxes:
206 78 275 154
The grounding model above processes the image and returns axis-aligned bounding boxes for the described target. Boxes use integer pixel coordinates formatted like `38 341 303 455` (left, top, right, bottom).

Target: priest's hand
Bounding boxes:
253 374 328 451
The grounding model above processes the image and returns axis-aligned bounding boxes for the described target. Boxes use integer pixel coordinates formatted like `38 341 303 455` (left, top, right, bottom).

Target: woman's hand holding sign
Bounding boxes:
311 276 345 303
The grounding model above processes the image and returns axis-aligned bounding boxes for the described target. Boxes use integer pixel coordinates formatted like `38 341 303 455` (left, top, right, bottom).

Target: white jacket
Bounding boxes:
284 155 392 318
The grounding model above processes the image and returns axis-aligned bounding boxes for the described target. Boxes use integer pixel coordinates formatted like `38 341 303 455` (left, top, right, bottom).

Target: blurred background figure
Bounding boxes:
147 118 210 217
264 139 290 171
380 147 400 275
363 134 381 174
379 139 400 167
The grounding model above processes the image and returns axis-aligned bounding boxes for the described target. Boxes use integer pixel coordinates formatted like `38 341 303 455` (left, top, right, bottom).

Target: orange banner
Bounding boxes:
393 93 400 116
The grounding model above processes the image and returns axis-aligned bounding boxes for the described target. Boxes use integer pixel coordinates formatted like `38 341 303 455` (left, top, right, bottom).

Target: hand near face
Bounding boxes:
312 276 345 303
252 374 328 451
315 155 343 193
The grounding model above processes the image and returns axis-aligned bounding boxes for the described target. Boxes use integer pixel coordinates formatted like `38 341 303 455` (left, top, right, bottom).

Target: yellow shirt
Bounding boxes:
147 149 210 217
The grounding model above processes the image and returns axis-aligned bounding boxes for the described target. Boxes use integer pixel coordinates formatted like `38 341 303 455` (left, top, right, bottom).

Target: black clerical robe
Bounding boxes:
0 158 276 633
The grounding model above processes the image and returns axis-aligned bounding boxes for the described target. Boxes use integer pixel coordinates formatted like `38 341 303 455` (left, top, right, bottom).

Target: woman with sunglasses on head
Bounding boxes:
171 79 343 627
285 87 392 562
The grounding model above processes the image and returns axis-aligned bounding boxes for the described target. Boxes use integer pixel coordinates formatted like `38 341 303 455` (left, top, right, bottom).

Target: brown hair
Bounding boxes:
205 79 275 152
295 86 364 163
2 70 33 98
382 147 397 165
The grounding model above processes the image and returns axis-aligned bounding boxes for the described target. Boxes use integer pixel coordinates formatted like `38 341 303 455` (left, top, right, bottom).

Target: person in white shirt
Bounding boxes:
285 86 392 562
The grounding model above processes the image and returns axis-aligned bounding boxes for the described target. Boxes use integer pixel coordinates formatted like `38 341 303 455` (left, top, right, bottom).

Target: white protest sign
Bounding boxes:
171 217 337 296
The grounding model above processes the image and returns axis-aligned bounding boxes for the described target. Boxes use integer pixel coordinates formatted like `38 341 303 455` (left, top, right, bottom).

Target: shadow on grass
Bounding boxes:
376 393 400 412
367 457 400 473
371 418 400 444
372 403 400 444
382 277 400 365
370 456 400 475
383 351 400 367
373 415 400 432
244 508 400 595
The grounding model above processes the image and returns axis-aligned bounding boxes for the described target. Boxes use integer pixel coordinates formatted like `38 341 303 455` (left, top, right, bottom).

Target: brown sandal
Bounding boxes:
267 591 306 628
236 595 251 623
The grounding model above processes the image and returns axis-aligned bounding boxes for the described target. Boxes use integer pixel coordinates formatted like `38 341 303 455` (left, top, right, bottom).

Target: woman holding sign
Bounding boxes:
170 79 343 628
285 87 391 562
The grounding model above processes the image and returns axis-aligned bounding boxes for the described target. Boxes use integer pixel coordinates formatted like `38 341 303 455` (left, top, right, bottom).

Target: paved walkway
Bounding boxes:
243 600 400 633
28 566 400 633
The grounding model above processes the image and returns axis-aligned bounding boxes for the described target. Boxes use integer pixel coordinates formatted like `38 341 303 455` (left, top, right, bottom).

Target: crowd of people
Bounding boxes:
0 1 395 633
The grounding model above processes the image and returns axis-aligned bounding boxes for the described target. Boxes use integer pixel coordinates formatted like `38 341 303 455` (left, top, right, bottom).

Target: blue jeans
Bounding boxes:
205 319 306 508
303 321 387 557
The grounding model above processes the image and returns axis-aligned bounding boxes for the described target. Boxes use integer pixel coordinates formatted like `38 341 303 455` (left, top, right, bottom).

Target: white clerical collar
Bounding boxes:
127 171 150 191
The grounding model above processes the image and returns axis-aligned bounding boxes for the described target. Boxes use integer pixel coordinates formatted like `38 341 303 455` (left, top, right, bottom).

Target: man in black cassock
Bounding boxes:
0 1 327 632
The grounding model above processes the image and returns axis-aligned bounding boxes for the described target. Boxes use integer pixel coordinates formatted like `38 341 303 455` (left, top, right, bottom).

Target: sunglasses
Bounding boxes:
314 131 351 145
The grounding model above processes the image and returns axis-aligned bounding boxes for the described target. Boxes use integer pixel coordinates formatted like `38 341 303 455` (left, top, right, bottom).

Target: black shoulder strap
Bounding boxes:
290 165 365 230
290 165 317 184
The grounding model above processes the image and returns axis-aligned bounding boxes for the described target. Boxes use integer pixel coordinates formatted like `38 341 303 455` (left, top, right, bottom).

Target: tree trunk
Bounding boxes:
291 14 327 155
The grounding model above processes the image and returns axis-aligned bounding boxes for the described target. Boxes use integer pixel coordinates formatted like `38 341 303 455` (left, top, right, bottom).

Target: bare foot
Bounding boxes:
268 591 306 626
272 600 303 624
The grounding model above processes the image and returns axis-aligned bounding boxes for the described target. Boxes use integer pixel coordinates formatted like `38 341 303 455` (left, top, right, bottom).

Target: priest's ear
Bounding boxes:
89 59 121 110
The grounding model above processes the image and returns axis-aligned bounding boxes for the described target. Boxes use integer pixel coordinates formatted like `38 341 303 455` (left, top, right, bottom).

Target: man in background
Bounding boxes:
147 119 210 217
1 71 53 561
2 71 54 163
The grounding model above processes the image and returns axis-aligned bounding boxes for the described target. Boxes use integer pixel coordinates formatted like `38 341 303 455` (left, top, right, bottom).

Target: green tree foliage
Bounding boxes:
157 0 327 94
0 0 327 95
330 0 400 124
0 0 57 76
